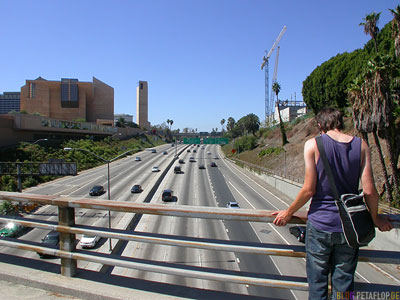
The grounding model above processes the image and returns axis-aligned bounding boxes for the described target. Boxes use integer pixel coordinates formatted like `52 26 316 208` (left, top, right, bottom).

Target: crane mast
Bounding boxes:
261 26 287 123
270 46 280 115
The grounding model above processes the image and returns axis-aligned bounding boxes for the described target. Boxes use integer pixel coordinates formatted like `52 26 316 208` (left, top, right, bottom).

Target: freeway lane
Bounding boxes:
0 144 182 265
113 146 247 295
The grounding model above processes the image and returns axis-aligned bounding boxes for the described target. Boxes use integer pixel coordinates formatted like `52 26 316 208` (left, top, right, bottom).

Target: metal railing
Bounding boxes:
0 191 399 292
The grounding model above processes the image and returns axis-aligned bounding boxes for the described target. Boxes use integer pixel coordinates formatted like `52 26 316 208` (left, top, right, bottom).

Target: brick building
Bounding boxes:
20 77 114 124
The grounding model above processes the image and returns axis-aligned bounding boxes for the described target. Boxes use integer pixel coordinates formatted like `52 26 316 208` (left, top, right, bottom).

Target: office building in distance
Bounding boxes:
0 92 20 114
20 76 114 124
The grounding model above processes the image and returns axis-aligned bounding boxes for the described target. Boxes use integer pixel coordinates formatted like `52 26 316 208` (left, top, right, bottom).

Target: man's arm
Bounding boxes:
273 138 318 226
360 140 393 231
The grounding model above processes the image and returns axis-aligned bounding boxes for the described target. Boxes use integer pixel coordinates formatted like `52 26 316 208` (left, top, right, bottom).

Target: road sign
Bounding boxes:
203 138 229 145
183 137 201 144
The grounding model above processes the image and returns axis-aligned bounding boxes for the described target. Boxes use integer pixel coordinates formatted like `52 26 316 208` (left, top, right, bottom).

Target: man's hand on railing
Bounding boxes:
272 210 292 226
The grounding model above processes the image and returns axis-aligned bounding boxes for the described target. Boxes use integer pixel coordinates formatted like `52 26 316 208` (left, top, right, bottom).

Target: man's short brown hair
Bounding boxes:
315 108 344 132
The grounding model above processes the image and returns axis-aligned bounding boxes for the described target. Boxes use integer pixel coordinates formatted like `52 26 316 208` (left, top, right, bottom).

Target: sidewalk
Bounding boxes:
0 261 181 300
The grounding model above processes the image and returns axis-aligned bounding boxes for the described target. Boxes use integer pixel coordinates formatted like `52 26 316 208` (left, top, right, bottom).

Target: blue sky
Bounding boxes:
1 0 399 132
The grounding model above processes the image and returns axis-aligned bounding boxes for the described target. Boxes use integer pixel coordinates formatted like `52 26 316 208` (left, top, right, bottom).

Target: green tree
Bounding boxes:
272 82 288 146
389 5 400 57
360 12 381 53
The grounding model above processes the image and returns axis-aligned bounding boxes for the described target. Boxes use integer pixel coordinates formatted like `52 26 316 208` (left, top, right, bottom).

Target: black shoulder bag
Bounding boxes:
316 135 375 248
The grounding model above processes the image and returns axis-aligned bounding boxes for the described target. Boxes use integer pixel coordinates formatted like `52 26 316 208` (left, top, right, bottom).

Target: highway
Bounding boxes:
0 143 398 299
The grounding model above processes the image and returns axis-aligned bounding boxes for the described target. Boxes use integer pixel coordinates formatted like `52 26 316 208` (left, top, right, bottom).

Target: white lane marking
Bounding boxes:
228 181 291 246
222 158 289 207
226 180 298 299
367 262 400 283
355 270 370 283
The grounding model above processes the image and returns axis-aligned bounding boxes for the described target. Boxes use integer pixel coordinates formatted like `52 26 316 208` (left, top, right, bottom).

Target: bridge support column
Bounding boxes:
59 207 77 277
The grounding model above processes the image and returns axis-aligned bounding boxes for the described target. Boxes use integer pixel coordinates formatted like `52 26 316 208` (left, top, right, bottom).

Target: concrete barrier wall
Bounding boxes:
239 163 302 200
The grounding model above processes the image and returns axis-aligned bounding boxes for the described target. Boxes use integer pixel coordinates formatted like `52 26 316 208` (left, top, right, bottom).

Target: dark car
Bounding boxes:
187 149 191 153
38 230 60 258
289 225 306 243
131 184 142 193
162 151 168 155
174 166 182 174
210 162 217 167
178 159 184 164
162 189 174 202
89 185 104 196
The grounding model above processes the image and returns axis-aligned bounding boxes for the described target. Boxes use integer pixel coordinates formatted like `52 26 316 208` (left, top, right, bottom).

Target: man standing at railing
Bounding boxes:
272 108 393 300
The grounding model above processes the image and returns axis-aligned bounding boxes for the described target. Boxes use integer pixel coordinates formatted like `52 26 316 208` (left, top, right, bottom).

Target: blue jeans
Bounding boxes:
306 221 359 300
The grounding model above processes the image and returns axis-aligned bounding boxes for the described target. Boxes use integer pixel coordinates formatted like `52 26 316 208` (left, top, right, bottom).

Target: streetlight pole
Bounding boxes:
30 138 48 162
63 147 139 252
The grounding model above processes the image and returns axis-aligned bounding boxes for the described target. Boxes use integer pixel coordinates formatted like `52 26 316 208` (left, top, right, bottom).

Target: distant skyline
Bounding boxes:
1 0 399 132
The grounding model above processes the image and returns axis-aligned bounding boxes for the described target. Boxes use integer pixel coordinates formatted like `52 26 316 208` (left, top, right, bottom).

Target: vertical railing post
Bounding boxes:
17 163 22 193
58 206 77 277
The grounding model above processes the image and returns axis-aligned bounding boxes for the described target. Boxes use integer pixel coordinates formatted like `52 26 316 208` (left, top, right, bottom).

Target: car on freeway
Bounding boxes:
210 162 217 167
174 166 182 174
38 230 59 258
178 159 184 164
131 184 143 193
213 155 219 159
171 144 174 147
0 222 24 238
162 189 174 202
187 149 191 152
189 157 196 162
134 156 141 161
226 201 240 208
89 185 104 196
207 152 211 155
151 149 157 153
152 166 160 172
162 151 168 155
79 234 101 249
289 225 306 243
193 149 197 153
198 164 205 169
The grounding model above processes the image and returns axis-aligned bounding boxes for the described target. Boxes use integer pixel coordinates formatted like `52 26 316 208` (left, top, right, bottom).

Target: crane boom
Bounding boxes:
261 25 287 69
266 26 287 60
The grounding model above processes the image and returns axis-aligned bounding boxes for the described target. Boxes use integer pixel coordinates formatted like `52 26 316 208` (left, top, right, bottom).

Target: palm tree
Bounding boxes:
348 54 399 204
166 119 173 130
220 119 225 132
227 117 235 132
389 5 400 57
272 82 288 146
360 12 381 53
116 117 127 128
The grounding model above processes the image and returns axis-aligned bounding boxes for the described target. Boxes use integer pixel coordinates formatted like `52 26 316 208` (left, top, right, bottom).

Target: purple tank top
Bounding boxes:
308 134 362 232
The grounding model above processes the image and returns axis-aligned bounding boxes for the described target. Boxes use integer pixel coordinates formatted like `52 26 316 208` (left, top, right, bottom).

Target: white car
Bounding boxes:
207 152 211 155
152 166 160 172
135 156 141 161
226 201 240 208
79 234 100 248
